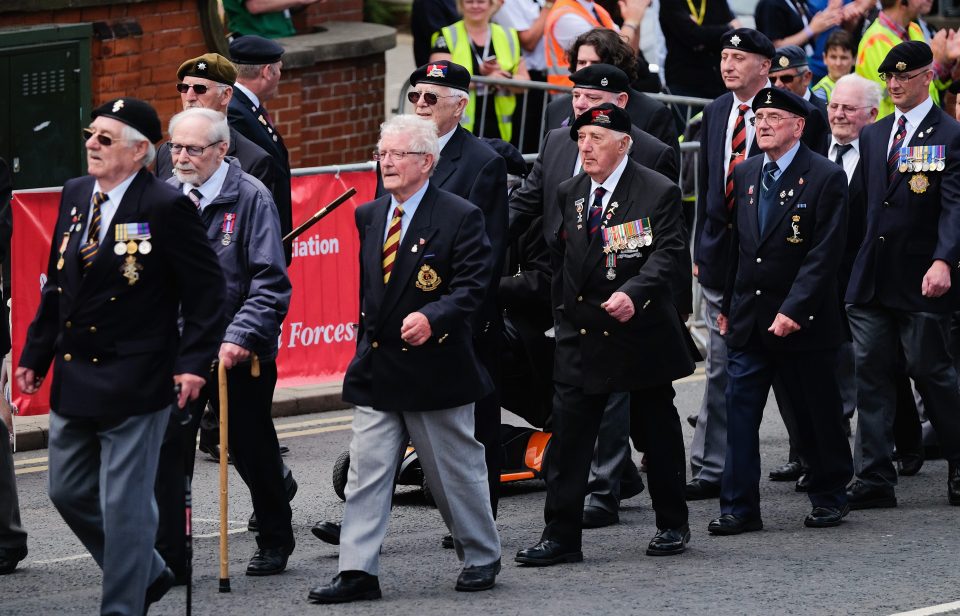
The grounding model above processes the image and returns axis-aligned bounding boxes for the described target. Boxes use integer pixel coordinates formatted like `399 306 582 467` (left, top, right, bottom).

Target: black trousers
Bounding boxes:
155 360 292 576
474 324 503 518
543 381 687 548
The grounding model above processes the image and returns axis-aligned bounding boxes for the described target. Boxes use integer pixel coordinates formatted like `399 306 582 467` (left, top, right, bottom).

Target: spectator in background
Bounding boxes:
812 29 856 101
430 0 531 144
412 0 460 67
222 0 319 38
754 0 841 74
659 0 740 102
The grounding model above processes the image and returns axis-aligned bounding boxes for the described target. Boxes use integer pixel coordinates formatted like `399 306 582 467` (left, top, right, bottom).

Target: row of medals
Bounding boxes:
113 238 152 256
899 159 944 173
606 233 653 252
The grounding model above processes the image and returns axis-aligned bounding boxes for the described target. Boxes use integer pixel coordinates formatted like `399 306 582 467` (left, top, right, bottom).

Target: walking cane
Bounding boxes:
184 475 193 615
217 354 261 594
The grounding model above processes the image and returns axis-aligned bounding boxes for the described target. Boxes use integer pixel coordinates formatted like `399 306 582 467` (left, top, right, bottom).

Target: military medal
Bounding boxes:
786 215 803 244
222 234 232 246
114 242 126 255
56 233 69 270
221 212 236 246
138 239 152 254
114 222 151 257
126 240 137 254
120 255 142 285
605 253 617 280
909 173 929 194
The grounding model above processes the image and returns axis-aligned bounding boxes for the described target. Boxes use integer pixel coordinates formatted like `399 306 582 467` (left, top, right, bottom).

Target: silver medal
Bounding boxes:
138 239 152 254
222 233 232 246
606 268 616 281
113 241 126 256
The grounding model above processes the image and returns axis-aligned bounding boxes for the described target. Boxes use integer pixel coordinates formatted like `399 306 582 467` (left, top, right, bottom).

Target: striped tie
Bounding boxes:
887 115 907 184
79 191 107 271
188 188 203 211
726 104 750 211
382 205 404 284
588 186 606 237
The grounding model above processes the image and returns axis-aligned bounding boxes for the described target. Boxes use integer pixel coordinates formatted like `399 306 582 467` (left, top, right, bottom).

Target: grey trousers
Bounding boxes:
0 417 27 549
690 284 727 484
339 404 501 576
48 408 168 616
585 392 631 512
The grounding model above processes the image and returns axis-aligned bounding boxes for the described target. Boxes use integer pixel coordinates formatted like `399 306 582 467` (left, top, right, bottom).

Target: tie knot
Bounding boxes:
392 206 404 219
763 162 778 175
93 191 108 207
738 104 750 115
594 186 606 199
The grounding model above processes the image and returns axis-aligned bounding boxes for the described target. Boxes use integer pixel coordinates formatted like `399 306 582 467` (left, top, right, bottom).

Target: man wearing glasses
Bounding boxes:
768 45 830 155
159 107 295 577
846 41 960 510
308 115 500 603
709 87 853 535
16 98 224 614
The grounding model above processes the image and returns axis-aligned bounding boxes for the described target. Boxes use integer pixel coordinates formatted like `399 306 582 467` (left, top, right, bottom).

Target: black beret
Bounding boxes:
569 103 632 140
878 40 933 75
229 35 284 65
409 60 470 93
752 87 809 118
91 98 163 143
771 45 808 72
722 28 776 59
177 53 237 85
569 63 630 93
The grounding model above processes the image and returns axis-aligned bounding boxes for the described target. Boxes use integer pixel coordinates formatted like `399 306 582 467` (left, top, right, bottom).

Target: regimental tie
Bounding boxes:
188 188 203 211
79 191 107 271
726 104 750 210
382 205 404 284
888 115 907 184
588 186 606 237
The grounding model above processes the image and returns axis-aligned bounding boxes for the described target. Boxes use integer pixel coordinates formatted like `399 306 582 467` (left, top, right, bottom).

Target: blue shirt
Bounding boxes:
383 180 429 244
762 139 802 182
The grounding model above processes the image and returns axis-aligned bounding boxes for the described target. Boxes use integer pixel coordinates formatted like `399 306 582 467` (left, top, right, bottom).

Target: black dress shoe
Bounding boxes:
846 480 897 510
246 545 292 576
308 570 381 604
455 558 500 591
198 441 220 462
898 453 923 477
441 534 454 549
804 504 849 528
769 461 803 481
795 472 811 492
646 526 690 556
582 506 619 528
515 540 583 566
145 566 175 613
279 445 290 456
620 475 645 500
685 479 720 500
948 464 960 506
311 521 341 545
707 514 763 535
686 414 698 428
0 545 27 575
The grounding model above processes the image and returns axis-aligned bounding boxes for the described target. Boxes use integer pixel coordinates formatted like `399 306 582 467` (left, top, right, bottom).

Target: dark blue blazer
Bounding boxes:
722 144 848 351
20 169 226 418
342 184 494 412
845 104 960 312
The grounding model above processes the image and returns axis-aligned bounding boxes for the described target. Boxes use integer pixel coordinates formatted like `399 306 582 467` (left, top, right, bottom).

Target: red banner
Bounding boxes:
10 171 377 415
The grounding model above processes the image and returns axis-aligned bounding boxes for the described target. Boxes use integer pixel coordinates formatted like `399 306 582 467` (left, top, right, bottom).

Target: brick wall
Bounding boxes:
297 0 364 32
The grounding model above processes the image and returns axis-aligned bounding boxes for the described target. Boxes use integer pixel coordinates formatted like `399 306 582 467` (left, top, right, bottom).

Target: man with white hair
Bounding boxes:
308 114 501 603
16 98 224 615
159 107 294 577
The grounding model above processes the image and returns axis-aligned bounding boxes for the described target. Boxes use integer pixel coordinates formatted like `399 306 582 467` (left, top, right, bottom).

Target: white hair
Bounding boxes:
379 114 441 171
168 107 231 147
834 73 882 112
120 124 156 167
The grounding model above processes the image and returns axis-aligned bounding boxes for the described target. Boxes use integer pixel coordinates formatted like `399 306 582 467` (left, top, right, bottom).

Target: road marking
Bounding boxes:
278 424 352 439
26 528 248 565
275 414 352 430
14 465 47 476
889 601 960 616
13 456 48 467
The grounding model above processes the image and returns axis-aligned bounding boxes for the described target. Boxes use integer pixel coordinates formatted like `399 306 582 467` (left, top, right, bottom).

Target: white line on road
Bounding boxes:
890 601 960 616
25 528 248 566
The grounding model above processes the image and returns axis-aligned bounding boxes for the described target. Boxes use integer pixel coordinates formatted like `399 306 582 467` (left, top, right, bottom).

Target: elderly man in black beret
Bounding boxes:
16 98 225 614
846 41 960 510
709 87 853 535
515 103 697 565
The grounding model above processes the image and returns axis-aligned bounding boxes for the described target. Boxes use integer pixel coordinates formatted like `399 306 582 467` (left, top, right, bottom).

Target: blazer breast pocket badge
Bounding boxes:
786 214 803 244
416 264 441 291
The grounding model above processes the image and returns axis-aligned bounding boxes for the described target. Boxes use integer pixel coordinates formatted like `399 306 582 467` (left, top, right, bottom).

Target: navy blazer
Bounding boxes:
342 184 494 412
722 144 848 351
20 168 226 418
553 159 698 394
846 104 960 312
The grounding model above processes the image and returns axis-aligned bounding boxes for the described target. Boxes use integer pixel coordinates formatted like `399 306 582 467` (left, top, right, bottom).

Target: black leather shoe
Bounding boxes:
515 540 583 566
198 441 220 462
279 445 290 456
455 558 500 591
620 475 645 500
804 504 849 528
898 453 923 477
685 479 720 500
769 461 803 481
686 414 698 428
646 526 690 556
311 521 341 545
707 514 763 535
441 534 454 549
308 570 381 604
846 480 897 510
795 472 811 492
246 545 292 576
948 464 960 505
582 506 619 528
144 566 175 613
0 545 27 575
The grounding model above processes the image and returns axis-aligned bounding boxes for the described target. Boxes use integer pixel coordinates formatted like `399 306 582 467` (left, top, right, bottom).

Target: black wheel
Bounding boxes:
421 475 437 508
332 450 349 501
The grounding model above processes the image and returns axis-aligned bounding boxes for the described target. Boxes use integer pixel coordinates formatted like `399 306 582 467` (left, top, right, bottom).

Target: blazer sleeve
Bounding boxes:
508 135 549 242
469 152 509 278
648 105 682 165
653 143 680 184
694 105 712 266
933 127 960 267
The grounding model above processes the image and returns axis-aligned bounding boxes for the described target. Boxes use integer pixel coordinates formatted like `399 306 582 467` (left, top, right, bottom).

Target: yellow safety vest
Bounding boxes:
811 75 836 102
432 21 520 142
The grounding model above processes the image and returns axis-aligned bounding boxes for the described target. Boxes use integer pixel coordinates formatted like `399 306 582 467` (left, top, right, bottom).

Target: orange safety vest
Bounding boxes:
544 0 617 87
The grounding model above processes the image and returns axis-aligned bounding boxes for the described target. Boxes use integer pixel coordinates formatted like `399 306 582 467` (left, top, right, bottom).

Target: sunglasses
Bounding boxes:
82 127 118 147
176 83 221 95
407 91 458 105
169 140 223 156
771 74 797 85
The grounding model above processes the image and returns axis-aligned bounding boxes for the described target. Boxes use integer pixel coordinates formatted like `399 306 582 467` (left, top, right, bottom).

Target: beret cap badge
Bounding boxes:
600 77 608 86
896 61 907 71
112 99 124 113
731 34 741 46
765 91 773 104
778 56 789 68
592 109 611 124
426 63 447 78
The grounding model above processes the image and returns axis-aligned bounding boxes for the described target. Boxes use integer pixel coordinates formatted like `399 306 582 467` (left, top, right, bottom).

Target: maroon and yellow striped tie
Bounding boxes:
382 205 404 284
80 191 107 271
725 104 750 211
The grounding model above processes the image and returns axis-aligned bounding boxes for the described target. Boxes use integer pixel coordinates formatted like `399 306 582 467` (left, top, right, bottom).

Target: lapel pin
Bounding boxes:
798 177 804 185
788 189 794 197
411 245 418 253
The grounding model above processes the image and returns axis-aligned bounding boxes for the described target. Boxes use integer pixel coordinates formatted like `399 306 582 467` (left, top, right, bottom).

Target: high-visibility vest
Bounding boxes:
432 21 520 142
856 19 941 118
544 0 616 87
811 75 836 102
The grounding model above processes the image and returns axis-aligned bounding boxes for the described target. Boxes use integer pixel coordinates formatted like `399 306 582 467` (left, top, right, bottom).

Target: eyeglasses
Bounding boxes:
770 74 797 85
176 83 223 95
407 91 458 106
750 113 799 128
82 127 119 147
372 150 426 161
879 70 928 84
169 141 223 156
827 103 871 114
